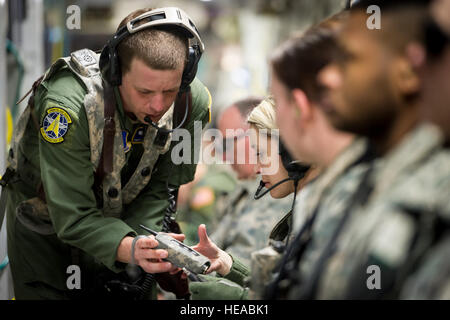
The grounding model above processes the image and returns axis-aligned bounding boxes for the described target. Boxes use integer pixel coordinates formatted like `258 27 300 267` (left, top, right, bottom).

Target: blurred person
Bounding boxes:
416 0 450 141
1 7 211 299
217 97 262 180
399 0 450 299
208 97 294 267
263 12 375 300
177 159 237 246
294 0 450 299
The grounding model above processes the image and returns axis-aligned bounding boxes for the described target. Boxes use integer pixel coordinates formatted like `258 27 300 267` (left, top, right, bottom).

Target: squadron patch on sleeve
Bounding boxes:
190 186 215 210
40 107 72 144
122 130 131 153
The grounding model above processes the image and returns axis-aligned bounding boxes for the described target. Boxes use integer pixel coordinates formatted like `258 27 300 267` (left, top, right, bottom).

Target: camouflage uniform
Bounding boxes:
248 209 295 299
400 195 450 300
312 124 450 299
200 138 371 300
5 49 211 299
400 233 450 299
265 137 372 299
210 178 294 266
291 138 372 284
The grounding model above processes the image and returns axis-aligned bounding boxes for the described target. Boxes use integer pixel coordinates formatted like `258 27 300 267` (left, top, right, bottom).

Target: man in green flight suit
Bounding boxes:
2 7 212 299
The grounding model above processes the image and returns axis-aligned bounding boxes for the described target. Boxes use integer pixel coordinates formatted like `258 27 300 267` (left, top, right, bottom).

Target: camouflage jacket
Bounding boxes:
314 124 450 299
400 232 450 299
210 178 294 266
248 209 294 299
268 137 370 299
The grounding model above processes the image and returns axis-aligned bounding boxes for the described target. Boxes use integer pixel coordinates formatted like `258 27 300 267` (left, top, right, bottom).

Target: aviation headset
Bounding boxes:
98 7 205 134
254 137 310 200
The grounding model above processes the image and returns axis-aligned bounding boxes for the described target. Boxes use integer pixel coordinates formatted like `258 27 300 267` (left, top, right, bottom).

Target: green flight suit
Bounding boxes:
6 53 211 299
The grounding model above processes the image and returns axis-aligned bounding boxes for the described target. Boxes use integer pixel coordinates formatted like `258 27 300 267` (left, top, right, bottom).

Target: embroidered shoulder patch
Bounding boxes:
131 125 146 144
122 130 131 153
190 186 215 210
40 107 72 144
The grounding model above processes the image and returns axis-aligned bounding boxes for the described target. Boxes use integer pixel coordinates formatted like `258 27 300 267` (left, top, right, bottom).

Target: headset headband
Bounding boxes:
126 7 205 52
100 7 204 88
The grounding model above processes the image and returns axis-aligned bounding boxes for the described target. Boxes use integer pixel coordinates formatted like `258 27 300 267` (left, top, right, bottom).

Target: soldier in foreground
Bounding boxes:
1 7 211 299
400 0 450 299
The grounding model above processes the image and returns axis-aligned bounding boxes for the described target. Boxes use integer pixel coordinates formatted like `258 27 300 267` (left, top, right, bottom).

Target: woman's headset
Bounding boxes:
254 137 310 200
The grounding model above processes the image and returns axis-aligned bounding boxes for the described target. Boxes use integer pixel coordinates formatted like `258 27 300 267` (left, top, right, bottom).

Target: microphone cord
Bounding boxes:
254 177 293 200
144 88 190 134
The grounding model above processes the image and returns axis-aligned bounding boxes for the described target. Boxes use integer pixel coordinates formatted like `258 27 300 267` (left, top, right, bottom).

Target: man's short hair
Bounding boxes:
351 0 430 11
215 96 263 129
117 8 189 75
270 12 345 102
351 0 429 55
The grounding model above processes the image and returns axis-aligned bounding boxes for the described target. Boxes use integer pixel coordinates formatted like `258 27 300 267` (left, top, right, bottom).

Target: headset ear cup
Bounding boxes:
180 46 201 90
98 44 111 83
99 44 122 87
279 138 310 180
279 139 294 171
109 50 122 86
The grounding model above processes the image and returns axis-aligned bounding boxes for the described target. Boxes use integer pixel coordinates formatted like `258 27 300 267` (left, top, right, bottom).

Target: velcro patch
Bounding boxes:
40 107 72 144
131 125 146 144
71 49 97 68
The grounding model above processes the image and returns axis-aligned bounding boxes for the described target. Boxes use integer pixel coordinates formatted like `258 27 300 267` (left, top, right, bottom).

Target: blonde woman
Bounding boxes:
187 97 318 299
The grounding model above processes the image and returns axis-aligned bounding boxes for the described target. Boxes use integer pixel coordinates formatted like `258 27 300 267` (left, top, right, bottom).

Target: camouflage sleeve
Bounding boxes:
223 194 292 266
400 233 450 299
37 90 136 273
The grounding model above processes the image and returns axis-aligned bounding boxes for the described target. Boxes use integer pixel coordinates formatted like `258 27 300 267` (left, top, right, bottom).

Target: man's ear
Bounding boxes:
394 56 421 97
292 88 312 122
406 42 426 69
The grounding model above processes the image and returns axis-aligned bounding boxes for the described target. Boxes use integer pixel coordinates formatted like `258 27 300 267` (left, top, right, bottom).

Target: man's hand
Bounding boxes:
117 233 185 274
191 224 233 276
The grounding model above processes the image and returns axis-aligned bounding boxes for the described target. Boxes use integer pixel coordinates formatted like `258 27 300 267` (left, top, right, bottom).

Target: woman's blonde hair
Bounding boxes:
247 96 278 132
